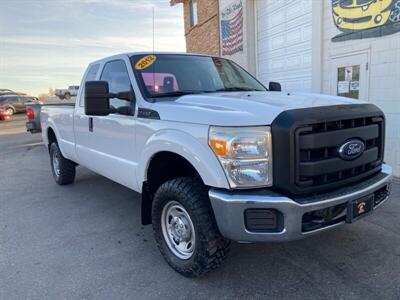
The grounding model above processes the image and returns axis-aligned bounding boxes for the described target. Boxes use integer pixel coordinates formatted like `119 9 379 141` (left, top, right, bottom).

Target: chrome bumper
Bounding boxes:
209 164 392 242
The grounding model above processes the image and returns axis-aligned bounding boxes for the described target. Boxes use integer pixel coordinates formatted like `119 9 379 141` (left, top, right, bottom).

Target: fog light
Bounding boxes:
244 209 283 233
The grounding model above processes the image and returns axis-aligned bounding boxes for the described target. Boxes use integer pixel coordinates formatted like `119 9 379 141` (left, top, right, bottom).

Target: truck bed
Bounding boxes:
26 102 75 134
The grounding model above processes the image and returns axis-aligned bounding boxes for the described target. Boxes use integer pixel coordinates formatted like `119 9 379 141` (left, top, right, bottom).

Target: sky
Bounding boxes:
0 0 185 96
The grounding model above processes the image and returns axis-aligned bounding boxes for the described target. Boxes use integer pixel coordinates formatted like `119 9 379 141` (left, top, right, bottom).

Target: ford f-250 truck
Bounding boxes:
35 52 392 277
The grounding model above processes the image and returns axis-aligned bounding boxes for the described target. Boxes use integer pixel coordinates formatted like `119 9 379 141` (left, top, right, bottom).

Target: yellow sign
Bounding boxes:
332 0 400 41
135 55 156 70
333 0 392 31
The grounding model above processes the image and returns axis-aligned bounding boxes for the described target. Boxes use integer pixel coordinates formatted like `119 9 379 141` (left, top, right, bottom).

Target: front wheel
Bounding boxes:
64 93 71 100
6 107 14 116
152 178 230 277
49 142 76 185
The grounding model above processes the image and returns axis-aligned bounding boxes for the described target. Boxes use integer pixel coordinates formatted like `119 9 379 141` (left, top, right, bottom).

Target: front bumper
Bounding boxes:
209 164 392 242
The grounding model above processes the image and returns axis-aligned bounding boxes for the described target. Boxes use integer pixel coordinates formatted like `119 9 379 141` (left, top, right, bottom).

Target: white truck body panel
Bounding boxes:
41 105 77 161
135 120 230 191
154 91 361 126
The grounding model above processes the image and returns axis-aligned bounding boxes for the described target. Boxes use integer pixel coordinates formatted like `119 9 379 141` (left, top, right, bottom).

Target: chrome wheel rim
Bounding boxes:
52 150 61 177
161 201 195 260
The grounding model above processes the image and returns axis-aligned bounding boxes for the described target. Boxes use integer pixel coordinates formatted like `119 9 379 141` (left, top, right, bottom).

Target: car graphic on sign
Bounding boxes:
332 0 400 41
332 0 397 30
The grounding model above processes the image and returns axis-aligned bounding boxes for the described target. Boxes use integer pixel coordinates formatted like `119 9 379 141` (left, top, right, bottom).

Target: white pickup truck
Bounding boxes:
55 85 79 100
37 52 392 277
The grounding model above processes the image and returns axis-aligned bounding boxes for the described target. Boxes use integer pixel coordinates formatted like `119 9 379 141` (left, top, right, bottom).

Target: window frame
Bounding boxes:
189 0 198 27
79 63 100 107
130 54 267 103
99 59 134 113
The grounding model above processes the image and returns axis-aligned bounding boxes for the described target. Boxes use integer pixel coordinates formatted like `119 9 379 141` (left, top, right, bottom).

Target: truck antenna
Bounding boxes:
152 6 155 91
152 6 155 54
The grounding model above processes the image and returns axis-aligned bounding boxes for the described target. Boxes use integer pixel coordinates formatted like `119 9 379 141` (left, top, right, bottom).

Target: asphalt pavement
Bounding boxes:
1 114 399 300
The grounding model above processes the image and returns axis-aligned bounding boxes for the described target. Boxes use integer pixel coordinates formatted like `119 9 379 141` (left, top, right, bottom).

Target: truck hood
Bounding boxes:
153 91 362 126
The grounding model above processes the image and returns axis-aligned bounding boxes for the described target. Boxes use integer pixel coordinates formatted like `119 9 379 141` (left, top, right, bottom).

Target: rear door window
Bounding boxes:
79 64 100 107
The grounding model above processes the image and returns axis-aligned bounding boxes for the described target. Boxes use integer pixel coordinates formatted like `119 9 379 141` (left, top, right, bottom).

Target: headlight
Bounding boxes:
208 126 272 188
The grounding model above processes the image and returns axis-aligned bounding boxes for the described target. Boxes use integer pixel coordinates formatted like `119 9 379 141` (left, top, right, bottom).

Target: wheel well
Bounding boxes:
6 105 15 112
47 128 57 151
141 151 203 225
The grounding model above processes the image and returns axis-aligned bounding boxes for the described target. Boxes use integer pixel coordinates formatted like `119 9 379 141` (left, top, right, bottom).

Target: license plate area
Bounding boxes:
346 194 374 223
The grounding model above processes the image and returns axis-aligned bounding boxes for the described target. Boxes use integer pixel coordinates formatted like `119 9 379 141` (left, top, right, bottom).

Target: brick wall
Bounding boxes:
181 0 220 56
321 2 400 177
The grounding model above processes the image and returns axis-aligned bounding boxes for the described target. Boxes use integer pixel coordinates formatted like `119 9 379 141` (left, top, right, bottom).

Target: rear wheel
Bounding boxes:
152 177 230 277
49 142 76 185
64 93 71 100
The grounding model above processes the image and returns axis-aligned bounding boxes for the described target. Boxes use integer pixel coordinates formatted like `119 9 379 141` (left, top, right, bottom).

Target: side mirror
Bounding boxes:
269 82 282 92
85 81 111 116
85 81 136 116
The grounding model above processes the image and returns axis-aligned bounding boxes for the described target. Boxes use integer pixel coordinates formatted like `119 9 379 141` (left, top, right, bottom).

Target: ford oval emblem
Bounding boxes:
338 139 365 161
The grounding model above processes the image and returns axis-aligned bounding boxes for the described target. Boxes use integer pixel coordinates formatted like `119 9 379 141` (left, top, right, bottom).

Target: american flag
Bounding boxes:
221 7 243 56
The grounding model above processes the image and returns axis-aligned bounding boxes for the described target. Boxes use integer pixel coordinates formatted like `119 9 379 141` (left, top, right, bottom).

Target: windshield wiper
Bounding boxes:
214 87 264 92
149 90 206 98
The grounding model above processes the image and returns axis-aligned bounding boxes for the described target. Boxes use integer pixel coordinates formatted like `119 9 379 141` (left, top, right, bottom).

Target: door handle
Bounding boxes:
89 117 93 132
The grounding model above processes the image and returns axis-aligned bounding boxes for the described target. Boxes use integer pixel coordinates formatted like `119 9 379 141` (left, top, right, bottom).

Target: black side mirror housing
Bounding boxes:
85 81 111 116
269 82 282 92
85 81 136 116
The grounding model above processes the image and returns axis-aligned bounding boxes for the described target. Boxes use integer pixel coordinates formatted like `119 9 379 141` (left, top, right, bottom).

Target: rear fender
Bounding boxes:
43 122 68 158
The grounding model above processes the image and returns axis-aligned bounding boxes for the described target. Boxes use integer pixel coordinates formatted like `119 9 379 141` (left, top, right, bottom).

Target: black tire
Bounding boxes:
64 93 71 100
49 142 76 185
58 95 65 100
152 177 230 277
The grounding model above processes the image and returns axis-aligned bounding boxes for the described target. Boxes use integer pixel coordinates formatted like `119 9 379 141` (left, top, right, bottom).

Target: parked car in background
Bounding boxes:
0 89 27 96
55 85 79 100
0 108 11 121
0 95 40 115
0 89 17 96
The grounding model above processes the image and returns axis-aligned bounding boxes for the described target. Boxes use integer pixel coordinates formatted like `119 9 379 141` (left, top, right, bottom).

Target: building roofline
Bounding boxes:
170 0 184 6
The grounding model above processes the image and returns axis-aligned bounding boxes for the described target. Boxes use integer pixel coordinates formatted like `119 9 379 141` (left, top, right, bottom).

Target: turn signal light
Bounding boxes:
209 139 227 156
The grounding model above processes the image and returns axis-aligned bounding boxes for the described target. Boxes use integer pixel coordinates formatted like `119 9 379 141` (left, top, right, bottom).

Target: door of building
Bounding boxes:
330 52 370 100
256 0 313 92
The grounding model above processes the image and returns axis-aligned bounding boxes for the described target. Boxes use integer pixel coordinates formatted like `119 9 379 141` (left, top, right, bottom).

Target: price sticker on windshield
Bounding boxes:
135 55 157 70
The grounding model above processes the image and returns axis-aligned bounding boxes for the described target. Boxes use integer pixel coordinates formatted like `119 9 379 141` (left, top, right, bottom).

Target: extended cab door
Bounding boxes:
84 59 138 190
74 63 100 167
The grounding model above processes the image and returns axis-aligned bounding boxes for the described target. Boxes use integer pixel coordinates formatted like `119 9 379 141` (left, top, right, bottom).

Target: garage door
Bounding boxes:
256 0 312 92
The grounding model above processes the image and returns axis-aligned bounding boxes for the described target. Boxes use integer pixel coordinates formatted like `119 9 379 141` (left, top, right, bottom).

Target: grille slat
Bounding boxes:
299 124 379 150
299 147 379 177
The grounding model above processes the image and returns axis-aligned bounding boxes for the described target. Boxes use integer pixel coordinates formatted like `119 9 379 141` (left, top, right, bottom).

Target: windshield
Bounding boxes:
131 54 266 99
